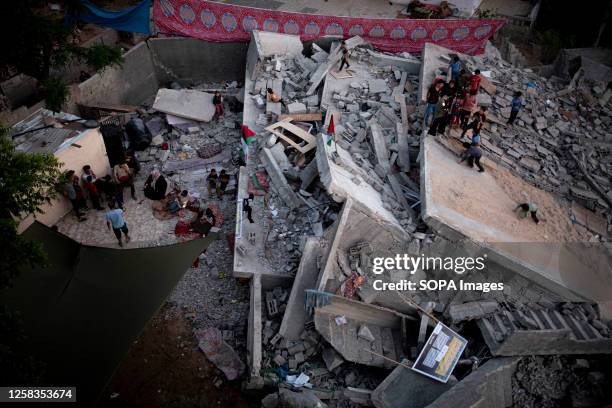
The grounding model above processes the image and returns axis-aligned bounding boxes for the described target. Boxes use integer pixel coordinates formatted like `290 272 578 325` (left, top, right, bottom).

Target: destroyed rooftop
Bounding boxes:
9 25 612 408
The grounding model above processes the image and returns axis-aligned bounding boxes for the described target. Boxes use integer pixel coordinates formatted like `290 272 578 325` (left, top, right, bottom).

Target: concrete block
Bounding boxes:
287 101 307 114
322 347 344 371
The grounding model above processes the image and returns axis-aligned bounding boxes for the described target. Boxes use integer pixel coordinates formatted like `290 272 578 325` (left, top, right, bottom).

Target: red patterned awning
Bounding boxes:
153 0 506 55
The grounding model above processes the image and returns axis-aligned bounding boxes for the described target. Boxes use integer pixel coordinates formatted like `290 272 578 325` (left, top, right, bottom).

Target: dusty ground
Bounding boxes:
100 305 253 408
427 136 590 243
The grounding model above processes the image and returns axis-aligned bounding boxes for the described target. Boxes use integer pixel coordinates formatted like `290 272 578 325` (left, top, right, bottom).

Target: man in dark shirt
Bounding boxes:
424 80 444 127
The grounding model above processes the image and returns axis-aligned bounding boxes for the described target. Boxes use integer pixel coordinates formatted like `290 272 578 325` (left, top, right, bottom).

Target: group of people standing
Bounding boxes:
63 152 140 223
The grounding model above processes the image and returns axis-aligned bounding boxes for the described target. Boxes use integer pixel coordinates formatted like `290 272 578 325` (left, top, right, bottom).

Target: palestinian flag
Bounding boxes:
326 114 335 146
241 124 256 144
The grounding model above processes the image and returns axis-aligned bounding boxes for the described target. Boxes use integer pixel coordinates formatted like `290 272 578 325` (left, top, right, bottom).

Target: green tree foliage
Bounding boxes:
41 76 69 113
0 128 62 384
83 44 124 72
0 1 123 82
0 129 62 287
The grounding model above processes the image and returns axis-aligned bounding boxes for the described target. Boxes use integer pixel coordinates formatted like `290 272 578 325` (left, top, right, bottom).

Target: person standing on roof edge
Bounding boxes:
449 56 461 82
213 90 224 118
469 69 482 93
339 47 350 72
105 200 131 247
424 80 444 127
507 91 523 125
428 95 451 136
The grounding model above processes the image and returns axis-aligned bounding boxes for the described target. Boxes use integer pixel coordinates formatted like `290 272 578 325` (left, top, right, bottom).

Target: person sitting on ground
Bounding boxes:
424 79 445 127
178 190 191 209
507 91 523 125
266 88 286 107
190 208 214 236
217 169 230 198
515 202 539 224
207 169 218 198
63 170 87 222
428 95 451 136
459 145 485 173
113 160 136 200
144 169 168 200
213 91 224 118
469 69 482 93
105 200 131 247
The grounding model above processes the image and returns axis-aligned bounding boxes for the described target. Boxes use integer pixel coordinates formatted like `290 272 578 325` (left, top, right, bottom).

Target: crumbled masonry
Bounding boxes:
13 28 611 408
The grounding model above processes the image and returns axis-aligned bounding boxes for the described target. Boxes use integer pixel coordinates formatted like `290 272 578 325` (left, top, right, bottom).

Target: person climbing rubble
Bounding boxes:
515 202 540 224
459 144 485 173
507 91 523 125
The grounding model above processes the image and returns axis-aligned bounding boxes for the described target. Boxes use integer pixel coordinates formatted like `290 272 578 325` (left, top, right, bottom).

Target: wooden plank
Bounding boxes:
330 69 355 79
278 113 323 122
268 129 311 153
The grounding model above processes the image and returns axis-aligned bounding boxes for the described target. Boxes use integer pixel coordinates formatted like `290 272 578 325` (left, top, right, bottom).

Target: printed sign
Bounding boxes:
412 322 467 383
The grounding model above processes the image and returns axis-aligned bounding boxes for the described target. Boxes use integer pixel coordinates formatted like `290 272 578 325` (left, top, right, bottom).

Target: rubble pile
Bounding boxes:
471 45 612 231
512 355 609 407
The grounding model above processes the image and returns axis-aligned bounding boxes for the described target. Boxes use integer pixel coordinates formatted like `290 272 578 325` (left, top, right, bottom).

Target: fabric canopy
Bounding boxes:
79 0 151 34
2 222 217 404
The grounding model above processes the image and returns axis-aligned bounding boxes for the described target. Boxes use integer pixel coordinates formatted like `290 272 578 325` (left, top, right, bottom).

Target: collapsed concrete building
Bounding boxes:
229 30 612 407
10 24 611 406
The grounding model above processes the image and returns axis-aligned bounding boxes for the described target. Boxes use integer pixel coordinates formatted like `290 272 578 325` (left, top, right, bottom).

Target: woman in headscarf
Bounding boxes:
144 169 168 200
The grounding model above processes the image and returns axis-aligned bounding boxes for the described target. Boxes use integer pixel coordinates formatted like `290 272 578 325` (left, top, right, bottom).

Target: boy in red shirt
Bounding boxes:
469 69 481 93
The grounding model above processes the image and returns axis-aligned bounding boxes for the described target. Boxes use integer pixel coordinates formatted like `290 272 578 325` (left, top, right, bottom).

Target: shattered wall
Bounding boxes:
148 38 248 86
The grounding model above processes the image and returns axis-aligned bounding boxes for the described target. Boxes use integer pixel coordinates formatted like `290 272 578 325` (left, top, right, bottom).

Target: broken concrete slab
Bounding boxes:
261 147 302 209
322 347 344 371
369 120 391 174
278 237 324 341
153 88 215 122
371 359 455 408
448 301 499 323
195 327 245 380
366 49 421 74
313 293 410 369
427 358 521 408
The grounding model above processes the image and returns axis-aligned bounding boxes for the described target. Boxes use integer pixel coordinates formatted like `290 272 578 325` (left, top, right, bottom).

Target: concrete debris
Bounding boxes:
195 327 245 380
153 88 215 122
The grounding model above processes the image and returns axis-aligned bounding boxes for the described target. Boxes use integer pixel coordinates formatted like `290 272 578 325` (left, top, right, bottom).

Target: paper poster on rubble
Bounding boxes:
411 322 467 383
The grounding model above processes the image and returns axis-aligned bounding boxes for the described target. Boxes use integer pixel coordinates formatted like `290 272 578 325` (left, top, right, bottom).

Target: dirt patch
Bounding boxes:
100 305 252 408
426 139 589 243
